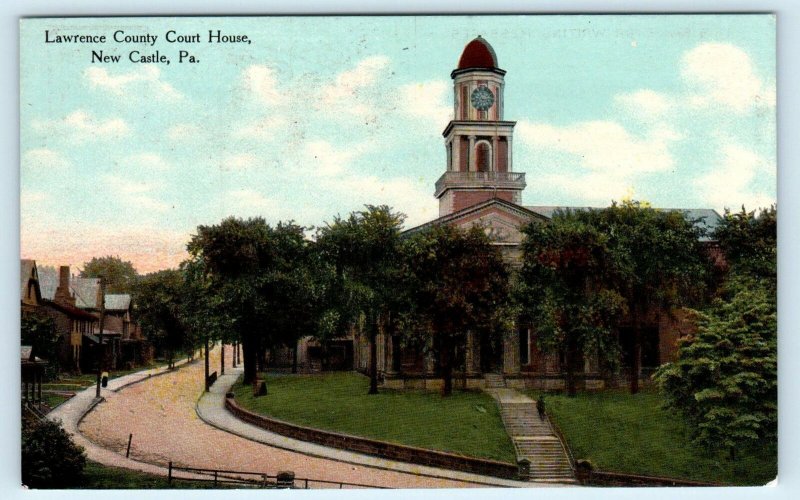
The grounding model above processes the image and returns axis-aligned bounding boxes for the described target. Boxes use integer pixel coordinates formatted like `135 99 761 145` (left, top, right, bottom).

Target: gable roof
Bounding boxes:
36 266 101 308
42 299 99 321
20 259 41 302
404 198 548 236
105 294 131 311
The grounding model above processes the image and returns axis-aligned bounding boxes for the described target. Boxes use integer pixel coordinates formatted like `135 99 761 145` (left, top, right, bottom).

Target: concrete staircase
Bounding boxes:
486 389 577 484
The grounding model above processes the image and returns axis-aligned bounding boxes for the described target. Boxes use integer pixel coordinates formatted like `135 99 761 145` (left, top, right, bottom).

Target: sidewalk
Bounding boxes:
51 346 495 488
197 366 553 488
46 357 215 482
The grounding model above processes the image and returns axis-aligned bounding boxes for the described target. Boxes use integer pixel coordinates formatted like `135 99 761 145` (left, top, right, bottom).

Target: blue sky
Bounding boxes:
20 15 776 272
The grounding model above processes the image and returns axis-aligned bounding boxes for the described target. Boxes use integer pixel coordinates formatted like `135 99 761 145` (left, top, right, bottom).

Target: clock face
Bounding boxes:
470 86 495 111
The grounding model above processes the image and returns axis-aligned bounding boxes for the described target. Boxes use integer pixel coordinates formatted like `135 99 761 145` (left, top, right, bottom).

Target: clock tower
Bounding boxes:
435 36 526 216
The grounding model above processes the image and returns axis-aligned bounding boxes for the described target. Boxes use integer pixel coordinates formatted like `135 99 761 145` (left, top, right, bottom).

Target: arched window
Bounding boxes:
475 141 492 172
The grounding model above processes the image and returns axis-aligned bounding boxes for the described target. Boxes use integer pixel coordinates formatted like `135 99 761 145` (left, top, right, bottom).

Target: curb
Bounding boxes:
196 372 537 488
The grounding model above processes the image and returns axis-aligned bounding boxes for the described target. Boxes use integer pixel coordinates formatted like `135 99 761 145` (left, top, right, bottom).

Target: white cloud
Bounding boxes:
102 174 170 212
615 89 672 120
300 140 369 177
321 56 390 102
23 148 72 170
242 65 282 105
693 144 775 211
318 56 391 120
166 123 201 141
84 66 183 100
517 120 677 175
396 80 453 127
325 175 438 227
233 116 288 141
681 43 775 113
536 172 637 207
122 153 171 171
220 153 259 171
32 110 129 142
227 189 279 210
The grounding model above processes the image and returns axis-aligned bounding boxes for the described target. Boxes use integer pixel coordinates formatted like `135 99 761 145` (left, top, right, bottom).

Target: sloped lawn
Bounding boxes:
527 388 777 486
232 372 516 464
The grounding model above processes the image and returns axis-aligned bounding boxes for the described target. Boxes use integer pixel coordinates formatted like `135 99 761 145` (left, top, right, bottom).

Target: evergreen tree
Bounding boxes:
655 277 776 458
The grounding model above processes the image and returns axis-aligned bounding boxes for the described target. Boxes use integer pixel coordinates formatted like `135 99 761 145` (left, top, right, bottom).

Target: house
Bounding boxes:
23 262 99 372
36 265 147 372
359 37 722 391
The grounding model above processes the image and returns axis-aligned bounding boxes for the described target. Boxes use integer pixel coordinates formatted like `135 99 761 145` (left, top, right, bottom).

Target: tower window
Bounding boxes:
475 142 492 172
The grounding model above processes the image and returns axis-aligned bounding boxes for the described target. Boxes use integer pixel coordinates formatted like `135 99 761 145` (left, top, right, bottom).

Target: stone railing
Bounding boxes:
434 171 526 197
225 395 520 480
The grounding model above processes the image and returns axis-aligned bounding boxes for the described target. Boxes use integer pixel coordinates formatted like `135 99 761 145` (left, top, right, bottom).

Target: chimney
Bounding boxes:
54 265 76 306
96 280 104 311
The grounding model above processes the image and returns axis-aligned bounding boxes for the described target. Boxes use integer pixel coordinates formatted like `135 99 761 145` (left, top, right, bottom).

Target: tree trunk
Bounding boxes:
442 343 453 397
204 337 210 392
220 341 225 375
292 346 298 374
368 317 379 395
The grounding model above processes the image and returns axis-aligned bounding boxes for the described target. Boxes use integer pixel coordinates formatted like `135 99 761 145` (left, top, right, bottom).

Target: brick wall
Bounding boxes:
452 190 514 212
225 397 519 480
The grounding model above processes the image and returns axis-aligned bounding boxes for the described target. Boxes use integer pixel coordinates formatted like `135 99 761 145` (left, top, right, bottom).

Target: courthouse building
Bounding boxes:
347 37 722 390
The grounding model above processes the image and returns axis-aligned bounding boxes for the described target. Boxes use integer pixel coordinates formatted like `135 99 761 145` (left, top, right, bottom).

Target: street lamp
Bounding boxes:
95 277 106 398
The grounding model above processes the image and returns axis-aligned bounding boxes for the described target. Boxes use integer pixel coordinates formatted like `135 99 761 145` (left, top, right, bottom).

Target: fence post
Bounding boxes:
168 461 172 484
214 470 218 486
126 433 133 458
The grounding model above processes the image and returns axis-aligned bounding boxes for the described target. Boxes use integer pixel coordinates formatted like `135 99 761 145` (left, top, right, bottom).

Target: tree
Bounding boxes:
188 217 313 386
21 313 59 378
315 205 405 394
580 201 710 394
714 205 776 284
403 224 510 396
133 270 187 368
80 256 139 294
22 419 86 488
516 212 626 396
182 257 230 380
655 205 777 458
655 277 776 459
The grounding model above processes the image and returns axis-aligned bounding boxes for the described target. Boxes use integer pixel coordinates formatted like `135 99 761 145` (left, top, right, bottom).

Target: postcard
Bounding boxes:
19 15 776 489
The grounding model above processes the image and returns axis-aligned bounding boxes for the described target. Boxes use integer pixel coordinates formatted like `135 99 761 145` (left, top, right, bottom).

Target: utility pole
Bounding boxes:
95 277 106 398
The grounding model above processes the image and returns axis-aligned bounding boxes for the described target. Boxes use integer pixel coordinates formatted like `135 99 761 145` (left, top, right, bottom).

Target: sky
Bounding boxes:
19 15 776 273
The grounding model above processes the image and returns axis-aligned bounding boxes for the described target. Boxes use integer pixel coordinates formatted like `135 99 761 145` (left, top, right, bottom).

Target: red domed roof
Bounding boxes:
457 36 498 69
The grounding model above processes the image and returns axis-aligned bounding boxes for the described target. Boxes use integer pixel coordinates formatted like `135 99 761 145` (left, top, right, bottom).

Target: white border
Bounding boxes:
3 2 797 500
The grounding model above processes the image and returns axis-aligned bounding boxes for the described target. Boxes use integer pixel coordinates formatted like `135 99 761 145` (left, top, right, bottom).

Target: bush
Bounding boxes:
22 419 86 488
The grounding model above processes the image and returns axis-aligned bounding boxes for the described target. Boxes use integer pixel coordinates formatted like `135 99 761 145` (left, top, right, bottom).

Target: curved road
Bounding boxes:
75 345 500 488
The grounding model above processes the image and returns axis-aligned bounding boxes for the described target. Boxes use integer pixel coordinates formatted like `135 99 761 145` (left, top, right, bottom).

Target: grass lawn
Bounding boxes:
56 365 157 389
526 388 777 486
78 461 218 489
232 372 517 464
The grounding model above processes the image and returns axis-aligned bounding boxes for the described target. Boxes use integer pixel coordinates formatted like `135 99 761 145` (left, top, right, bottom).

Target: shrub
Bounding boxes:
22 419 86 488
